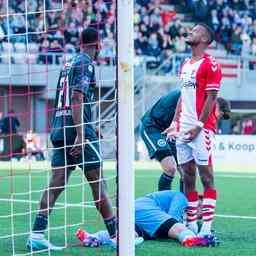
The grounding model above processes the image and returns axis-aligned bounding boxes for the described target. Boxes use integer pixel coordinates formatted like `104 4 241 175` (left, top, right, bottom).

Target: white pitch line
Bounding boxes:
0 198 96 208
134 174 256 179
1 198 256 220
1 173 256 180
216 214 256 220
215 174 256 179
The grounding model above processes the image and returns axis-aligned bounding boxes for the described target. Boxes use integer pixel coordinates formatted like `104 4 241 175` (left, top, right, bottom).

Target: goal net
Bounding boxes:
0 0 134 255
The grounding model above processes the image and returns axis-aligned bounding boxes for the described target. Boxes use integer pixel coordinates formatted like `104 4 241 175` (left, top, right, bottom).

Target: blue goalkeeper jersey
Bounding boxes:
50 53 96 146
135 191 188 237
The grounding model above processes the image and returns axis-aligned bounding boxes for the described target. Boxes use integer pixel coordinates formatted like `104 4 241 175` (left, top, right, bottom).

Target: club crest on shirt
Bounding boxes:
157 139 167 147
88 64 93 73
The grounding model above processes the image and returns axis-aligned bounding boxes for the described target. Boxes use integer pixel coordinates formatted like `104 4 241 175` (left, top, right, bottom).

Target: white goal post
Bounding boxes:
117 0 135 255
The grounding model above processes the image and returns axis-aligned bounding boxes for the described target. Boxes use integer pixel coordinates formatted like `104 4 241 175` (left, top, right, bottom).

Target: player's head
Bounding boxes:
80 27 100 58
216 97 231 120
185 23 214 47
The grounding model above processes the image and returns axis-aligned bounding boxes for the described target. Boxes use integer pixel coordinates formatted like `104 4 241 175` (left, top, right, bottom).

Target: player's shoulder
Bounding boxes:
72 53 94 72
73 53 93 66
203 54 220 66
202 54 221 72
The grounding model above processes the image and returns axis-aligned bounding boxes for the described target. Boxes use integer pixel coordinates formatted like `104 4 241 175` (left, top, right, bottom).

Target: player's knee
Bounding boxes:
183 170 196 181
163 166 176 176
40 197 49 210
50 175 67 191
85 168 101 182
160 156 177 176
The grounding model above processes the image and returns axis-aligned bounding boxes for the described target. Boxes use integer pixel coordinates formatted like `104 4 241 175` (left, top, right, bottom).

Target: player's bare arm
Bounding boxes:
70 90 84 157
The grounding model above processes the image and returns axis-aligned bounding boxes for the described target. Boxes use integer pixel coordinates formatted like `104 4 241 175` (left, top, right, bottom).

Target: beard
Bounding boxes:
185 39 200 46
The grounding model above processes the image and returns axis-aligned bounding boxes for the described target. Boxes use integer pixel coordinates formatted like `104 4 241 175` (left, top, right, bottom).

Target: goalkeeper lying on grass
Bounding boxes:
76 191 219 248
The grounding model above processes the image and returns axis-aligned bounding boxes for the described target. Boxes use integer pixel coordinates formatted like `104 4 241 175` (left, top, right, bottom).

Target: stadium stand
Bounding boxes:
1 0 255 67
0 0 115 65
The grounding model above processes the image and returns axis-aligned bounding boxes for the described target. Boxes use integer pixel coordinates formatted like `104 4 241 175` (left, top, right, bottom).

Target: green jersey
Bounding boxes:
50 53 96 146
141 90 181 131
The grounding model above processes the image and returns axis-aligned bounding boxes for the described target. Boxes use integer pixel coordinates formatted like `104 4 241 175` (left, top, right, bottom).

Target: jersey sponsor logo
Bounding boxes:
157 139 167 147
55 109 72 117
180 71 196 89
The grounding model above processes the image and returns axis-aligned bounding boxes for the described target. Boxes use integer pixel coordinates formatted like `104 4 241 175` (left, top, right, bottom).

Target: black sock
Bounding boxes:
104 216 116 238
158 173 174 191
179 179 184 193
32 214 48 233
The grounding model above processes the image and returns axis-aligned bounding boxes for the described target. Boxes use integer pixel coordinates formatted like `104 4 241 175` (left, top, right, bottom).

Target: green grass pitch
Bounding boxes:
0 161 256 256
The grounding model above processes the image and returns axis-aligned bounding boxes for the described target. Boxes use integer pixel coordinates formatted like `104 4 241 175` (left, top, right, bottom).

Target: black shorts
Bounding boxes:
140 123 177 162
51 130 102 172
135 218 178 240
154 218 178 239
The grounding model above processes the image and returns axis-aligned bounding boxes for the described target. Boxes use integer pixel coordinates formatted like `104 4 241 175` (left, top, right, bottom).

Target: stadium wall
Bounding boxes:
213 135 256 172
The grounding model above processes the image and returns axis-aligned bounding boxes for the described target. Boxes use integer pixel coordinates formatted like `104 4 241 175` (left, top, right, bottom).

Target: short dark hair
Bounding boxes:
197 23 215 44
217 97 231 120
81 27 99 47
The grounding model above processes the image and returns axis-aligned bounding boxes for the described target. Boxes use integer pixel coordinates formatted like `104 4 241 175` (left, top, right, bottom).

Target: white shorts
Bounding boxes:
176 129 214 166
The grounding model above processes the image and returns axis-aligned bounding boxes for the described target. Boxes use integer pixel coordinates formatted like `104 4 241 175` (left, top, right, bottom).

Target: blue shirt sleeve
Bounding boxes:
71 58 95 94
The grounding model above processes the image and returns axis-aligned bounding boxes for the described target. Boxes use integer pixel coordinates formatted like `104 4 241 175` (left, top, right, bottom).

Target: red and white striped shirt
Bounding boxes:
178 54 222 132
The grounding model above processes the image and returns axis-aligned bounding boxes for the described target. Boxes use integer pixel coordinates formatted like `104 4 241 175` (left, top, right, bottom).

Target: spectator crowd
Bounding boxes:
231 118 256 134
0 0 256 66
0 0 115 64
134 0 190 71
187 0 256 56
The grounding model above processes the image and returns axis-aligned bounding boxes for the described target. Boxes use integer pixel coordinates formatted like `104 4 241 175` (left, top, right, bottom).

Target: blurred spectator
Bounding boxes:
251 37 256 55
26 129 45 161
241 32 251 57
64 22 79 46
98 33 115 65
148 33 161 57
193 0 209 22
0 112 3 133
48 39 63 64
1 110 20 134
174 33 187 53
38 38 50 64
135 32 149 55
231 26 243 55
232 120 241 134
159 49 173 74
242 119 254 134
